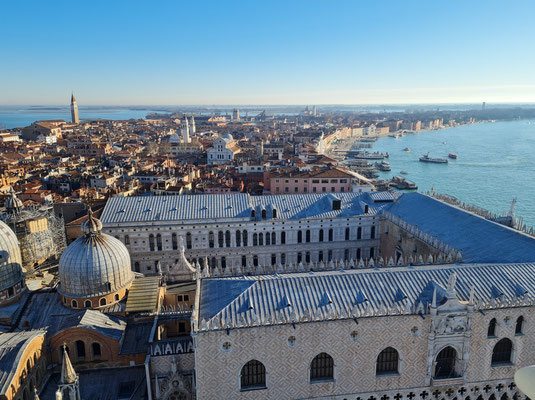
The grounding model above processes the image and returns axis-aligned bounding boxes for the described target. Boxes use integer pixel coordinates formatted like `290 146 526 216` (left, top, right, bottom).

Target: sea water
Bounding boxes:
372 120 535 227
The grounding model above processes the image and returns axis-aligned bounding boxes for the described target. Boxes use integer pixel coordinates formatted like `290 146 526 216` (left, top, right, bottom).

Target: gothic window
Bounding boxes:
243 230 248 246
266 232 271 245
371 226 376 239
488 318 497 337
253 233 258 246
271 232 276 245
156 234 162 251
345 227 350 240
306 230 311 243
84 300 92 308
281 231 286 244
253 255 258 267
209 231 215 248
149 234 155 251
76 340 86 360
236 230 241 247
261 209 267 219
434 346 458 379
259 233 264 246
319 229 324 242
515 316 524 335
218 231 224 247
328 228 333 241
240 360 266 390
297 230 303 243
310 353 334 382
92 343 101 359
376 347 399 375
357 227 362 240
186 232 192 249
172 233 178 250
242 255 247 267
492 338 513 365
225 230 231 247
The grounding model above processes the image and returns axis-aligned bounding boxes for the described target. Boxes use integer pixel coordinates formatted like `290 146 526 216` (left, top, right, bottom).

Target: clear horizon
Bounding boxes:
2 0 535 105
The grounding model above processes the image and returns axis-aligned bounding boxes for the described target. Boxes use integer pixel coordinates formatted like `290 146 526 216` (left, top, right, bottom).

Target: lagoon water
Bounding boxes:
372 120 535 227
0 106 160 129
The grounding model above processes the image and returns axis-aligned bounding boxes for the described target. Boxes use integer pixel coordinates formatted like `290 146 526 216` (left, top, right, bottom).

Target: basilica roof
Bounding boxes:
0 220 24 291
100 192 385 224
59 210 134 298
196 263 535 332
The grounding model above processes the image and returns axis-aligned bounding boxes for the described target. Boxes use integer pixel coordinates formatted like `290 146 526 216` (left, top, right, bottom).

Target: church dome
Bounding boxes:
0 220 24 291
58 209 134 299
168 132 180 144
221 133 233 141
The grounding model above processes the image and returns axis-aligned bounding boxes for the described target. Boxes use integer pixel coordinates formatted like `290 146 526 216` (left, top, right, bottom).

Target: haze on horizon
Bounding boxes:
2 0 535 106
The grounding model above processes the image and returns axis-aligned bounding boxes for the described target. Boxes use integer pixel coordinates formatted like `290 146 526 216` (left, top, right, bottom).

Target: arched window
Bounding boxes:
319 229 324 242
242 230 248 246
271 232 276 245
100 298 107 306
376 347 399 375
251 209 255 218
310 353 334 382
76 340 85 360
306 230 311 243
492 338 513 365
345 227 350 241
236 230 241 247
124 235 130 245
209 231 215 248
186 232 192 249
149 234 155 251
71 299 78 308
242 255 247 267
488 318 497 337
211 257 217 268
259 233 264 246
156 234 162 251
114 294 119 301
261 209 267 219
281 231 286 244
515 316 524 335
357 227 362 240
240 360 266 390
297 230 303 243
253 233 258 246
84 300 92 308
266 232 271 245
92 342 102 359
318 250 323 262
434 346 458 379
221 257 226 269
172 233 178 250
253 255 258 267
134 262 140 272
225 230 231 247
371 226 376 239
328 228 333 241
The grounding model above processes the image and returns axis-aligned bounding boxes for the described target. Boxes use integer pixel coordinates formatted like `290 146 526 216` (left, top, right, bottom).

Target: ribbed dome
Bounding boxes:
0 220 24 291
59 211 133 298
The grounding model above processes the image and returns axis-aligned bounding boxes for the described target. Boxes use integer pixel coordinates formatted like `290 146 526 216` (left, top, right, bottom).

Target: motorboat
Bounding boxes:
448 153 458 159
374 161 391 171
419 153 448 164
403 147 411 152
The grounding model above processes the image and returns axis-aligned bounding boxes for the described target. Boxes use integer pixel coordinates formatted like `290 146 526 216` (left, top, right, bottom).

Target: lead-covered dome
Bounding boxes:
4 189 23 214
58 209 134 299
0 220 24 291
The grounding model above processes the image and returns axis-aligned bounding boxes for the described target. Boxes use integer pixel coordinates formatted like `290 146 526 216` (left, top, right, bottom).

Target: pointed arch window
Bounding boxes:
236 230 241 247
357 226 362 240
186 232 192 249
310 353 334 382
492 338 513 365
376 347 399 375
240 360 266 391
434 346 459 379
319 229 324 242
149 234 155 251
306 230 311 243
345 227 350 241
209 231 215 248
488 318 497 337
281 231 286 244
156 233 162 251
328 228 333 241
242 230 248 246
271 232 276 245
172 233 178 250
297 230 303 243
371 226 376 239
515 316 524 335
225 230 231 247
218 231 224 247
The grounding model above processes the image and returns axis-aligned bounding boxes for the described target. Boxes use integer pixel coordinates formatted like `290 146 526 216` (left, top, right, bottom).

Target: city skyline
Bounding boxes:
2 0 535 105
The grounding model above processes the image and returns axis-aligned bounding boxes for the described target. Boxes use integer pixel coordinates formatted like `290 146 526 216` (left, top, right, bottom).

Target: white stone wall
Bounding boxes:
194 307 534 400
103 215 380 275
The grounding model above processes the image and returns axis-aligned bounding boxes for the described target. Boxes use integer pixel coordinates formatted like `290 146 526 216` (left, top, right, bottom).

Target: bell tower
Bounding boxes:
70 92 79 124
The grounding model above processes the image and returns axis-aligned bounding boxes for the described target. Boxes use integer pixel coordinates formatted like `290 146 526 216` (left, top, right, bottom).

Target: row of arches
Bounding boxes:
67 293 120 309
62 340 102 362
148 233 192 251
239 340 515 391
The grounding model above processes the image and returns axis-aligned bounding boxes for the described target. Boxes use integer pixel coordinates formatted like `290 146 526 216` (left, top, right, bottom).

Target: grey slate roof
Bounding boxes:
0 330 45 395
196 263 535 332
385 192 535 263
48 309 126 340
100 192 385 225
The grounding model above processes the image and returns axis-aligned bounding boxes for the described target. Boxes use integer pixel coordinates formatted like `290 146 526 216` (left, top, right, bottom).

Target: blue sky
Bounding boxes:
1 0 534 105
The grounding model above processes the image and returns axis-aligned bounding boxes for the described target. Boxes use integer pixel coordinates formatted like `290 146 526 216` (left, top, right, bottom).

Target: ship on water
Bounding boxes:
419 153 448 164
351 151 389 160
374 160 391 171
